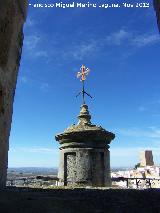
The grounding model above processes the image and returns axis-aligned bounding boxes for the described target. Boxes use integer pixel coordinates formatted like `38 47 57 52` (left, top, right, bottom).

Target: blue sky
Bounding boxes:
8 0 160 168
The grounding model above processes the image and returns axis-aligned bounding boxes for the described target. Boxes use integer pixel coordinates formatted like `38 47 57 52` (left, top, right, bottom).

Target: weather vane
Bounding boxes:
76 65 92 104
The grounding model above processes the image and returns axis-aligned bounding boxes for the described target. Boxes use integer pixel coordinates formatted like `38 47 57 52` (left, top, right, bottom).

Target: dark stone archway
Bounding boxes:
0 0 28 188
154 0 160 31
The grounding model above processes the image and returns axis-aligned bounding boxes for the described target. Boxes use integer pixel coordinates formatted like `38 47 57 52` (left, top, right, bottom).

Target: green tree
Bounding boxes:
134 163 140 169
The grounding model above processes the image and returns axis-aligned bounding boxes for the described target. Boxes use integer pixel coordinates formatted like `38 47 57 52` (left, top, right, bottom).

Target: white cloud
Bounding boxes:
110 146 160 167
10 147 58 154
19 76 28 84
67 29 130 59
73 43 95 59
117 127 160 139
40 82 49 91
105 29 130 45
25 17 35 27
104 29 160 48
63 40 97 60
9 147 59 167
138 106 147 112
61 29 160 61
138 99 160 115
24 35 48 58
111 147 138 157
152 113 160 117
23 28 159 62
132 34 160 47
34 51 48 58
24 35 40 51
111 146 160 157
61 29 127 60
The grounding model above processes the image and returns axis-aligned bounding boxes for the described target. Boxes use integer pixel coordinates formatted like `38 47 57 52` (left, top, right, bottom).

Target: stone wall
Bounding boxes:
1 188 160 212
0 0 28 188
140 151 154 167
58 148 111 187
154 0 160 31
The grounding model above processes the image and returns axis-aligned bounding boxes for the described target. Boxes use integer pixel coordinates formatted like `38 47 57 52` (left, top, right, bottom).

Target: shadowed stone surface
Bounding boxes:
0 0 28 188
55 104 115 187
154 0 160 31
0 187 160 213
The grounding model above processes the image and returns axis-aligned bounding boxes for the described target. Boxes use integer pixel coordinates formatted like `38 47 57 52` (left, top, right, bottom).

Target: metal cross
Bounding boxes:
76 65 92 104
77 65 90 81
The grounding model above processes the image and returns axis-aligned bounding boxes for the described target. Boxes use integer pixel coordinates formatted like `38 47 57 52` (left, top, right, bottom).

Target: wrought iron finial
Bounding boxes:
76 65 92 104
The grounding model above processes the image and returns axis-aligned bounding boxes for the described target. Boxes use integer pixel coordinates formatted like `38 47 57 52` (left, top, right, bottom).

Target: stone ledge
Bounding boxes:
0 187 160 212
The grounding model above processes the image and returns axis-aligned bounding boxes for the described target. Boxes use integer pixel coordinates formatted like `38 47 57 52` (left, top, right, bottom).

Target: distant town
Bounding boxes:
7 150 160 189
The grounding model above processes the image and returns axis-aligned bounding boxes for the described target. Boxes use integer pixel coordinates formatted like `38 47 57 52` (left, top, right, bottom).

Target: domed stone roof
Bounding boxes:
55 104 115 146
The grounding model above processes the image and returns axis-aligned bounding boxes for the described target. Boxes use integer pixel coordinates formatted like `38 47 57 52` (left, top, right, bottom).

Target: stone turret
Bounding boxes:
55 104 115 187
